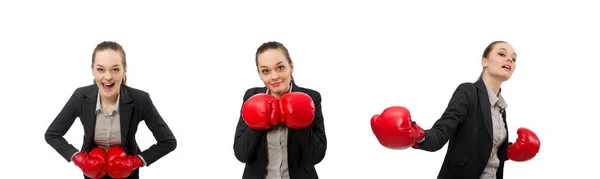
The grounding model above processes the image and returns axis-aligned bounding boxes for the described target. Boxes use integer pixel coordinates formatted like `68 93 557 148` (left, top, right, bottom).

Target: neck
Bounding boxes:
482 74 503 96
100 94 118 106
269 84 291 99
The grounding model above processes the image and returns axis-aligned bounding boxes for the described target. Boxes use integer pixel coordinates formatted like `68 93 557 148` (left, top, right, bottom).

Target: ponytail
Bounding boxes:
290 74 295 82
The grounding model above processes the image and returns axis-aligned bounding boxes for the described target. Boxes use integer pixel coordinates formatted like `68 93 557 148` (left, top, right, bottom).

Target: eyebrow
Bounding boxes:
95 64 121 68
498 48 517 56
260 61 284 68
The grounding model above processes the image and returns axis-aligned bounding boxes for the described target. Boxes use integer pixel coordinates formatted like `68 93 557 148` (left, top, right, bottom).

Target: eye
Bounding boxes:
261 69 269 74
277 65 285 70
97 68 104 72
112 68 120 72
498 52 506 57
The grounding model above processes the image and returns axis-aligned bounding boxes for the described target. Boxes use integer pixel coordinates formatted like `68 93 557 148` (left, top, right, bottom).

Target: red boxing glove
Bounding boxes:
242 94 280 130
107 146 143 178
73 147 107 179
371 106 425 150
279 92 315 129
507 127 541 162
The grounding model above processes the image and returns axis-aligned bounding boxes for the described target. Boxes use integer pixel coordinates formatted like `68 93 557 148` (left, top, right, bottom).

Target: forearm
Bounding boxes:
233 128 265 163
45 134 79 162
415 129 448 152
139 138 177 166
294 127 327 165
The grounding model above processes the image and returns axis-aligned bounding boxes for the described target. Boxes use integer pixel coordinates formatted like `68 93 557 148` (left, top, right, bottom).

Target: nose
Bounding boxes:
507 58 515 63
103 72 113 80
269 71 280 80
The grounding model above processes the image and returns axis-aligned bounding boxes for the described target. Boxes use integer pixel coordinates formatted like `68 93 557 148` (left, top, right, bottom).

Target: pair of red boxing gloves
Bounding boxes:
371 106 541 162
242 92 315 130
72 146 143 179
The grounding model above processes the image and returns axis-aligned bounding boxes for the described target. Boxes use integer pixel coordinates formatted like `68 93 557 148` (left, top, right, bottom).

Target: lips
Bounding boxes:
102 82 115 91
271 82 281 87
502 64 512 71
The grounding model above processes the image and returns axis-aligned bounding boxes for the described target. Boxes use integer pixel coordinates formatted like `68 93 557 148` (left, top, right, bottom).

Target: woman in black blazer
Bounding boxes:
45 41 177 179
233 41 327 179
371 41 541 179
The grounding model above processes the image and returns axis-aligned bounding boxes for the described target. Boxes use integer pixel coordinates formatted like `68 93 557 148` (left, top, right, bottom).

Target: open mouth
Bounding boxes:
102 82 115 90
502 65 512 71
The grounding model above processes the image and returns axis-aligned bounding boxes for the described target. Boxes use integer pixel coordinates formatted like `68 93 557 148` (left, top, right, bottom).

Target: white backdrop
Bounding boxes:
1 0 599 178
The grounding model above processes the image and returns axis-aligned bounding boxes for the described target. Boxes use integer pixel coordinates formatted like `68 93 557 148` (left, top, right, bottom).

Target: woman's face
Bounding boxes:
92 49 126 99
482 42 517 81
257 48 294 95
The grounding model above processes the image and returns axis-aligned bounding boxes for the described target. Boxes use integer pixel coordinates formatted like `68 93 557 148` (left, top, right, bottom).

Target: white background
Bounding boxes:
1 0 599 178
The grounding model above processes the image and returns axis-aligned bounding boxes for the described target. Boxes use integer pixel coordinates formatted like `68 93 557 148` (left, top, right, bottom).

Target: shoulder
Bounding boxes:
71 84 96 98
242 87 263 101
296 86 322 103
122 85 151 101
455 82 477 93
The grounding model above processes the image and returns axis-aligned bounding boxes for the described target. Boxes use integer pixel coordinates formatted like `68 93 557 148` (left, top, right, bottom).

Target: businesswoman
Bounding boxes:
371 41 541 179
45 41 177 179
233 41 327 179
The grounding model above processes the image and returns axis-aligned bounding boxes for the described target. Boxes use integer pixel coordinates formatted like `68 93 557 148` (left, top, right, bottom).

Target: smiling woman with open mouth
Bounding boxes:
45 41 177 179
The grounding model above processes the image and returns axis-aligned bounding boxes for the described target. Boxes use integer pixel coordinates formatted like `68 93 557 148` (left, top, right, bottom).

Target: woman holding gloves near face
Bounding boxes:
233 41 327 179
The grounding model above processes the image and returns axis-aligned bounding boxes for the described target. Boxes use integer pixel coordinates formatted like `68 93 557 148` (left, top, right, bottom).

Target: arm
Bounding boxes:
293 92 327 166
416 83 473 152
233 88 266 163
138 94 177 166
44 88 81 162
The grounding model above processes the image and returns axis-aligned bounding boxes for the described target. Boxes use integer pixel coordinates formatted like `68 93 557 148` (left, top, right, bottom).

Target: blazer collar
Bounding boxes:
83 84 134 147
475 79 494 141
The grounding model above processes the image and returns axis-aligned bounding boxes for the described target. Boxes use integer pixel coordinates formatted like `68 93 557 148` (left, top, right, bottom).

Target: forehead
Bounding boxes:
493 43 515 53
94 50 123 66
257 49 288 67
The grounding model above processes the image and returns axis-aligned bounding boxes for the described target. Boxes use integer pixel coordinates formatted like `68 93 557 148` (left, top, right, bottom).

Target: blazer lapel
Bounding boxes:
118 85 134 146
475 80 493 141
81 87 98 151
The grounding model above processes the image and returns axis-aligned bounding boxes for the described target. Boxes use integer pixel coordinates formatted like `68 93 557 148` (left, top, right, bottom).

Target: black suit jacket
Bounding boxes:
233 83 327 179
45 84 177 179
416 79 509 179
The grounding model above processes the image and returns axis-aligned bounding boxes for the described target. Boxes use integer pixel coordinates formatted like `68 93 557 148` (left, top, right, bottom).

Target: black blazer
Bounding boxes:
45 84 177 179
233 82 327 179
416 79 509 179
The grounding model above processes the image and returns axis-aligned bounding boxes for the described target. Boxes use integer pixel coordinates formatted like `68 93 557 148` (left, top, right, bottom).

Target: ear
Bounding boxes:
289 63 294 73
481 57 488 68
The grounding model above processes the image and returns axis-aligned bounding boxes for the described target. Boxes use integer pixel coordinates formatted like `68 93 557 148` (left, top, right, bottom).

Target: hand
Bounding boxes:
107 146 143 178
72 147 107 179
279 92 315 129
507 127 541 162
242 94 280 130
371 106 425 150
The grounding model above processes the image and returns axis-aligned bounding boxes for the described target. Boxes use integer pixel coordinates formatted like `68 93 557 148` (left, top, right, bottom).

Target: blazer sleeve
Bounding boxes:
44 88 82 162
233 88 266 163
292 91 327 166
416 83 473 152
139 93 177 166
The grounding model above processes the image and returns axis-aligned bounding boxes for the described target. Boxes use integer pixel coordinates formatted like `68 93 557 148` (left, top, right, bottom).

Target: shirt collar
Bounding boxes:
95 90 120 115
483 81 508 109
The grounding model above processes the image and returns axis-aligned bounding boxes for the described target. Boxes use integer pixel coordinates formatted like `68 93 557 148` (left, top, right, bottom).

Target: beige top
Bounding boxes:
264 85 293 179
480 82 508 179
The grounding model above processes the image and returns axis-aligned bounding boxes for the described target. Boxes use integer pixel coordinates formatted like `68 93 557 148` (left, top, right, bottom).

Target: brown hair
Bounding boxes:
478 40 508 80
92 41 127 85
255 41 295 82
